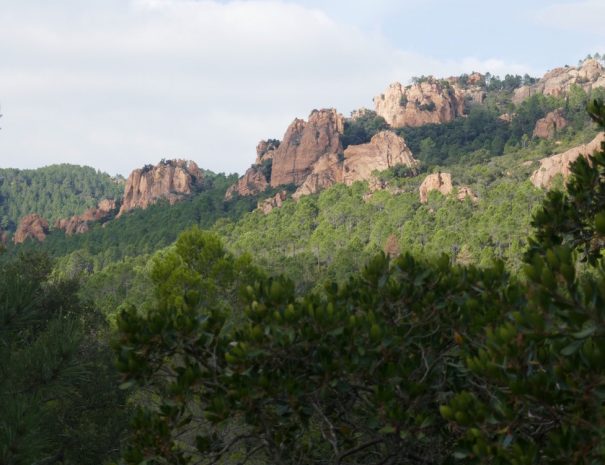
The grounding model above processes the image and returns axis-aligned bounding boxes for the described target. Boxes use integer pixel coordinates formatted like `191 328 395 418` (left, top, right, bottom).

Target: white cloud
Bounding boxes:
0 0 533 176
536 0 605 34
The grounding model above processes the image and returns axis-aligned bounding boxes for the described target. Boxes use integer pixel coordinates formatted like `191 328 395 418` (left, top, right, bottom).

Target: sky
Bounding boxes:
0 0 604 176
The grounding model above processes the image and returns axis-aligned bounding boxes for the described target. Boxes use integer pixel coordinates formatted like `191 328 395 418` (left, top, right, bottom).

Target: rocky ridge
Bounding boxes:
118 159 205 217
530 133 605 188
55 199 118 235
14 214 49 244
513 59 605 105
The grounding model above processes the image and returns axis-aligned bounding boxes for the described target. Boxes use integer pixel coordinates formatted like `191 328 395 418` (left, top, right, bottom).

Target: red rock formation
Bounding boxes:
374 79 465 128
292 153 344 200
533 109 568 139
270 109 345 187
530 133 605 188
343 131 418 185
257 191 288 215
293 131 418 200
225 166 269 201
419 172 453 203
118 159 204 217
55 199 117 235
255 139 280 164
14 214 49 244
384 234 401 258
513 59 605 105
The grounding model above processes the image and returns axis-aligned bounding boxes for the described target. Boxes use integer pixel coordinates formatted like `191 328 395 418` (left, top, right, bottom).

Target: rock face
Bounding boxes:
292 153 343 200
55 199 117 235
530 133 605 188
14 214 49 244
293 131 418 199
270 109 345 187
513 59 605 105
343 131 418 185
258 191 288 215
533 109 568 139
374 79 465 128
118 160 204 217
225 166 269 201
419 173 453 203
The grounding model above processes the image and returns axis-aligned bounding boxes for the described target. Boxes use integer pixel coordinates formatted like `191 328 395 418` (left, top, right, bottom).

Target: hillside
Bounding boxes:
0 164 122 232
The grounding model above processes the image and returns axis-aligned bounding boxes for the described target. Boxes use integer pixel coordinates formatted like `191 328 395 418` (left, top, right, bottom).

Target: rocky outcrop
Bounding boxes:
255 139 280 165
225 166 269 201
343 131 418 185
513 59 605 105
374 79 465 128
258 191 288 215
384 234 401 258
0 230 8 246
530 133 605 188
533 109 568 139
419 172 453 203
293 131 418 199
270 109 344 187
55 199 117 235
118 159 204 217
14 214 49 244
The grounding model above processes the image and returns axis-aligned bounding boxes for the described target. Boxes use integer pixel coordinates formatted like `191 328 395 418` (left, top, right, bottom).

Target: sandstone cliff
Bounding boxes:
293 131 418 200
270 109 345 187
55 199 118 235
14 214 49 244
513 59 605 105
533 109 568 139
225 166 269 201
530 133 605 188
374 79 465 128
343 131 418 185
118 159 204 217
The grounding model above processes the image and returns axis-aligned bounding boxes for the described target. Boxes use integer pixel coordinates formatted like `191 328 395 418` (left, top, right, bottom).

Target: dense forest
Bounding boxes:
3 61 605 464
0 165 123 231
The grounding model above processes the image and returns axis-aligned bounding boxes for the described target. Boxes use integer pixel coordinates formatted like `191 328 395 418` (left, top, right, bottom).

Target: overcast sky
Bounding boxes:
0 0 604 176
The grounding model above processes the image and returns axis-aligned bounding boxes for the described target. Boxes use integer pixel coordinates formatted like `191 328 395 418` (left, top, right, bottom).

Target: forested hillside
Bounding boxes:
0 164 122 231
3 58 605 465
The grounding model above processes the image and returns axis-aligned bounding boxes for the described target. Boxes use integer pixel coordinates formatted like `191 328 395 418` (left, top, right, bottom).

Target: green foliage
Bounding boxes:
0 164 122 231
0 252 127 465
342 111 389 148
8 173 257 269
115 106 605 465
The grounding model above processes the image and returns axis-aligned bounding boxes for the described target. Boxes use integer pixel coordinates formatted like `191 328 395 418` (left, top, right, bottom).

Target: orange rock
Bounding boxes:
533 109 568 139
14 214 49 244
530 133 605 188
419 172 453 203
118 159 204 216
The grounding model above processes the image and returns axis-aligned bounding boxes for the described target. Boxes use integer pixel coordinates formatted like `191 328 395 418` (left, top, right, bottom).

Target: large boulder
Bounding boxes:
270 109 345 187
533 109 568 139
118 159 204 217
419 172 453 203
374 78 465 128
14 214 49 244
530 133 605 188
